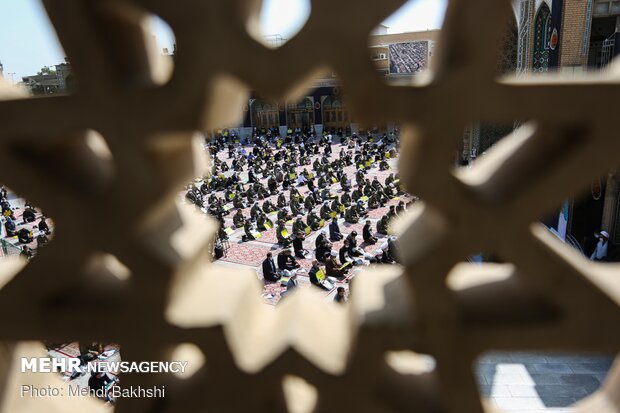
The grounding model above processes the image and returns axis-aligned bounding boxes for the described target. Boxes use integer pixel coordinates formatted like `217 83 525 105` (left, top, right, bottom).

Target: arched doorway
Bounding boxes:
286 97 314 129
250 99 280 129
322 96 350 130
532 2 552 73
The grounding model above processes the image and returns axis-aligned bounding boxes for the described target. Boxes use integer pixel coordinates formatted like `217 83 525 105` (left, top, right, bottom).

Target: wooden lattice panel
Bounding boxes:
0 0 619 412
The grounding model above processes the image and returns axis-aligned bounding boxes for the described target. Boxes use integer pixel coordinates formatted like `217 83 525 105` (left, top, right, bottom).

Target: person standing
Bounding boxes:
590 231 610 261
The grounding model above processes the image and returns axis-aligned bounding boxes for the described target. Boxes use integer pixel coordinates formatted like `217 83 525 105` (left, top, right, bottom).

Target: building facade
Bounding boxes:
20 62 74 96
230 30 440 139
461 0 620 253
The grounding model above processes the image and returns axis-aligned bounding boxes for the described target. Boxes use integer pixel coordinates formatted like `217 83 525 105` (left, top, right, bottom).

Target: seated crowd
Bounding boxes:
0 186 51 259
185 128 412 300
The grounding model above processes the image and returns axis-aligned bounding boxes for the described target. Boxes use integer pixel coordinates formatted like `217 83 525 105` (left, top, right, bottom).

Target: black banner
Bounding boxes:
548 0 564 68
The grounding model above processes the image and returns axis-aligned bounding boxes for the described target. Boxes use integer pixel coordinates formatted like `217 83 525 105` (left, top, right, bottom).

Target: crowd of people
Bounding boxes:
184 127 414 302
0 186 52 259
46 342 120 404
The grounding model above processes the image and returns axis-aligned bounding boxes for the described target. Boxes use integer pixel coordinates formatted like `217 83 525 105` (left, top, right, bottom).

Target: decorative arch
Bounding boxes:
322 95 350 130
251 98 278 113
532 2 552 72
286 97 314 129
250 98 279 129
286 97 313 111
322 95 343 110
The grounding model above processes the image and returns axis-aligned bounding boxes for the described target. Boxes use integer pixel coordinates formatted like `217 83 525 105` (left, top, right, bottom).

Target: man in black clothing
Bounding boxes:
88 372 113 400
38 216 50 234
293 233 307 258
262 252 280 282
17 228 33 244
315 231 331 262
22 206 37 223
277 249 300 271
329 218 343 241
363 220 377 244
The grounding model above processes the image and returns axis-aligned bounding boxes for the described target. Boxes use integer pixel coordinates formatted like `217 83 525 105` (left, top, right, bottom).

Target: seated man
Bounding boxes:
277 193 288 208
276 221 292 246
292 233 308 259
290 199 303 216
4 217 16 237
254 182 269 199
355 200 367 217
352 187 363 203
277 249 300 271
268 176 278 194
256 213 273 231
363 220 378 244
320 202 333 220
346 231 360 250
307 210 321 231
262 199 275 214
292 216 309 236
261 252 280 282
250 202 262 220
355 170 365 187
331 198 344 217
374 248 393 264
308 260 336 291
367 194 380 209
329 218 343 241
233 209 246 228
243 220 256 242
233 194 246 209
277 208 292 223
317 176 328 189
371 176 384 192
339 241 353 267
377 215 389 235
246 187 256 204
20 245 35 259
325 250 346 279
320 187 332 202
315 232 332 263
17 228 33 244
304 194 316 212
248 168 257 184
340 192 351 207
22 206 37 223
344 206 359 224
340 175 351 192
38 216 50 235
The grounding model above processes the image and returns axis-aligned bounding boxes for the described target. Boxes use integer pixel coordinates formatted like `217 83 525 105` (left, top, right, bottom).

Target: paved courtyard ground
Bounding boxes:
476 352 615 412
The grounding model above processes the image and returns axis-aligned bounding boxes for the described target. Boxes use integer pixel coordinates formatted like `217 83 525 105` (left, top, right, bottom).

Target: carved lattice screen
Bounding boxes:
0 0 619 412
